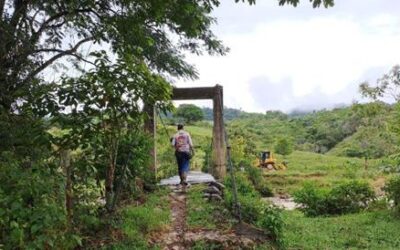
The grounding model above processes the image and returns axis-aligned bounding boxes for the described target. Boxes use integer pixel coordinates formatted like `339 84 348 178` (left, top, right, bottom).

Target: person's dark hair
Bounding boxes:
177 124 184 130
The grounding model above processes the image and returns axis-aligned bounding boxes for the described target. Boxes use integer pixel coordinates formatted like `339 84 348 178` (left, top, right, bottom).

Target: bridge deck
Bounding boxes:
159 171 215 185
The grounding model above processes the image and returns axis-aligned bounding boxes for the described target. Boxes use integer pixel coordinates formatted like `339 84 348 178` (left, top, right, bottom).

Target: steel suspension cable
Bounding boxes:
157 109 172 139
218 92 242 222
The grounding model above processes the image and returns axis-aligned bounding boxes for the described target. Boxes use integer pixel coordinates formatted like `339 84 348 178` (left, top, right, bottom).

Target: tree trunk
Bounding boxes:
105 138 119 212
105 161 115 212
61 149 73 229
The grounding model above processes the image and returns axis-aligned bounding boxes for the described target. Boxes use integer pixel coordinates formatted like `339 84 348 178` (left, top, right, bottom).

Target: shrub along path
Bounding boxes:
149 183 271 249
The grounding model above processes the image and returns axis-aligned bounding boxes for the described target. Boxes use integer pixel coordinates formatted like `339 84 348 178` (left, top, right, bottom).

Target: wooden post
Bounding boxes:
212 85 226 180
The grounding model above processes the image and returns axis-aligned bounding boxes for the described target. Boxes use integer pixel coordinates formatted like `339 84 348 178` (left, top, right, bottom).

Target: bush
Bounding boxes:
0 154 79 249
224 172 258 198
384 176 400 213
257 205 284 243
294 181 375 216
328 181 375 213
245 166 274 197
293 183 328 217
256 181 274 197
245 166 262 185
224 173 283 243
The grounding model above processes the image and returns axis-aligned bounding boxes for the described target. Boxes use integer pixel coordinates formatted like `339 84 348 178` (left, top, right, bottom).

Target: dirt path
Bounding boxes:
149 186 188 250
150 185 271 249
167 187 188 250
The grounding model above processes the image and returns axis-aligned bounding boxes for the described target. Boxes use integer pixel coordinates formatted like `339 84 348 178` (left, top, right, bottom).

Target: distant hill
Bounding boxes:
175 102 399 159
223 102 399 159
201 107 248 121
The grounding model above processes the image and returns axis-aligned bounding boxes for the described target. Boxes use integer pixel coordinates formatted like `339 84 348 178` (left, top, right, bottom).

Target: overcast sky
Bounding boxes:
174 0 400 113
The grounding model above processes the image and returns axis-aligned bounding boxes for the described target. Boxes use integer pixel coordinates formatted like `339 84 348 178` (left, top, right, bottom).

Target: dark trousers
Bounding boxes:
175 151 190 176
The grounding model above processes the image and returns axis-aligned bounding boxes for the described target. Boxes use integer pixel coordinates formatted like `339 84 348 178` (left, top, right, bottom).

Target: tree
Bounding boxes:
274 137 293 157
0 0 230 112
359 65 400 102
174 104 204 124
230 136 246 166
359 65 400 169
341 126 397 169
0 0 334 113
54 54 171 212
278 0 334 8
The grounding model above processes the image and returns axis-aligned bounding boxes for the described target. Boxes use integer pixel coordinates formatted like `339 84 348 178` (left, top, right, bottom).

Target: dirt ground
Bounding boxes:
150 185 271 250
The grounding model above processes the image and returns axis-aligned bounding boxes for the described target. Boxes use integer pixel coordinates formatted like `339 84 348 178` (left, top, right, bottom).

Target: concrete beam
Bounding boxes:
172 87 215 100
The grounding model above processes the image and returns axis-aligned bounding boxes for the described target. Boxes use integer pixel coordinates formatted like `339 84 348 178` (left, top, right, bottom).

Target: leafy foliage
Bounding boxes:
274 137 294 156
53 54 172 212
360 65 400 102
224 172 283 242
0 153 76 249
294 181 375 216
278 0 334 8
245 166 273 197
331 126 398 160
174 104 204 124
384 176 400 213
1 0 234 111
202 107 246 121
225 101 399 159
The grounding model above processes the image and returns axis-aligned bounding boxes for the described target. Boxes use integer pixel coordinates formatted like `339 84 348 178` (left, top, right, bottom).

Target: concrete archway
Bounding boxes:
144 85 226 180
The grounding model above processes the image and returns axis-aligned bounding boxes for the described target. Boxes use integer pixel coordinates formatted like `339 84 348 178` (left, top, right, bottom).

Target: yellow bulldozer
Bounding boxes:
254 150 286 170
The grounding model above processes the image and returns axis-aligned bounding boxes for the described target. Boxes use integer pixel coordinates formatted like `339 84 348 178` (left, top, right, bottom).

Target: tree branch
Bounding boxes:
34 11 69 36
10 0 30 29
32 48 95 66
0 0 5 18
34 8 100 37
23 37 94 82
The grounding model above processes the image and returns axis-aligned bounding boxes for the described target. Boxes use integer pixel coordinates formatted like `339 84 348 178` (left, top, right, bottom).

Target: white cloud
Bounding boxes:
174 3 400 113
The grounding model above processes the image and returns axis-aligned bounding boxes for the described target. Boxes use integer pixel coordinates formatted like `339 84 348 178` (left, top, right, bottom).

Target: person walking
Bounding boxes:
171 124 194 186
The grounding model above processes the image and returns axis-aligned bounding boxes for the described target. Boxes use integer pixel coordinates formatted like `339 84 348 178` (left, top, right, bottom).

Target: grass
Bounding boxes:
265 151 387 195
186 185 234 230
185 124 212 138
108 188 170 249
282 210 400 249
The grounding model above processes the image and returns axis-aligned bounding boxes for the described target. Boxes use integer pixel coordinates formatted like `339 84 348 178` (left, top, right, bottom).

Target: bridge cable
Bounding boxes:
206 138 214 172
157 109 172 139
218 91 242 222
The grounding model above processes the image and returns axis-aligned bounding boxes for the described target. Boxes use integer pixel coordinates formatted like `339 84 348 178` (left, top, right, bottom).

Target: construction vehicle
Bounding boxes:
254 150 286 170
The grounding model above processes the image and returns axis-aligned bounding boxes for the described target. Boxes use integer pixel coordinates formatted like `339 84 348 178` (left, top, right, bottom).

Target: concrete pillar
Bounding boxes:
212 85 226 180
143 104 156 175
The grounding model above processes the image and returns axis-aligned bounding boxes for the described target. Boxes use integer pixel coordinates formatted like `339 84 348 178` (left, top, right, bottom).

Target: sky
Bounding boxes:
173 0 400 113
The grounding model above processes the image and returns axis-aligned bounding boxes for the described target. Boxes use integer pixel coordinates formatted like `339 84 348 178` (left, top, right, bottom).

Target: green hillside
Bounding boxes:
158 102 399 190
201 102 399 160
